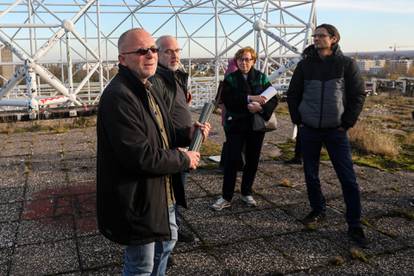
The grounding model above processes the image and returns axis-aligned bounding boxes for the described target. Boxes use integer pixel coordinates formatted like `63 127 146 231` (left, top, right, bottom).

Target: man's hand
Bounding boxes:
190 121 211 141
184 150 200 170
248 95 266 105
247 102 263 113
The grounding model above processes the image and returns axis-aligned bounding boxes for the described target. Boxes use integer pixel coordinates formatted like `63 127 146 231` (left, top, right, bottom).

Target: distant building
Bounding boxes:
356 59 386 74
369 67 383 75
386 59 412 74
356 59 375 72
0 47 14 86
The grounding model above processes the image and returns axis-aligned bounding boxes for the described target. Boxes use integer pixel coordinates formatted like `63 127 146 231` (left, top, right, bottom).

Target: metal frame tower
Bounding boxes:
0 0 316 113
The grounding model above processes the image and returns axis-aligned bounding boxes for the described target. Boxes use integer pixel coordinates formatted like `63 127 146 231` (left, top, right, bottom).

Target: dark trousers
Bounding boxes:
300 126 361 227
222 130 265 201
219 141 245 171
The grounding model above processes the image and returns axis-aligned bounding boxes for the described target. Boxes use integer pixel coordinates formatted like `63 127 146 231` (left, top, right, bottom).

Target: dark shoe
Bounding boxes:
178 229 195 243
302 210 326 225
348 227 369 248
284 157 302 165
410 199 414 207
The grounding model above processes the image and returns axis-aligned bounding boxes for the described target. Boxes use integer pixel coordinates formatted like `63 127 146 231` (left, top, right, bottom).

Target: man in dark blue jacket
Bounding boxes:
287 24 368 247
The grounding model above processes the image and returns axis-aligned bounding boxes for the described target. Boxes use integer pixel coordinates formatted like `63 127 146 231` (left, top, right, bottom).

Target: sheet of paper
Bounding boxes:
260 86 277 102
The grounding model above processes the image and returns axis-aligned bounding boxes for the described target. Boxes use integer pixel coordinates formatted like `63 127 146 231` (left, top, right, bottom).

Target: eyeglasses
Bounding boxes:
121 47 159 56
311 34 329 38
238 58 253 62
162 48 182 56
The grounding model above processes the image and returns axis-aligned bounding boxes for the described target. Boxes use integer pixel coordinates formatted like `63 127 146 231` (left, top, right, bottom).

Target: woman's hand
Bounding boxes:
248 95 266 105
247 102 263 113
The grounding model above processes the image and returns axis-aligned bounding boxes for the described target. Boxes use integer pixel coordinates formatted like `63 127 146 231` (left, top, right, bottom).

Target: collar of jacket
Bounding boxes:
233 67 259 83
156 63 188 87
302 44 343 61
118 63 149 92
117 63 174 143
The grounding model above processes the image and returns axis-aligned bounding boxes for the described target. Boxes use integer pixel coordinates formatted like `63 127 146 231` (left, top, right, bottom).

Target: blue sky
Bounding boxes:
316 0 414 52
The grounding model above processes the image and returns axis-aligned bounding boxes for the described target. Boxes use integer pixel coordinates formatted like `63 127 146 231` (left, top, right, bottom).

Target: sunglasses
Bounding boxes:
121 47 159 56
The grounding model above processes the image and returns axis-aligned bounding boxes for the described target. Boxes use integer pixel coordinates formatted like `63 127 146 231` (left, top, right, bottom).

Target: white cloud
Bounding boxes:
316 0 414 14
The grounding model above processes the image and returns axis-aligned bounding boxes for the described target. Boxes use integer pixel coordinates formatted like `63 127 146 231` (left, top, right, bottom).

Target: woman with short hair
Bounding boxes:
212 46 278 211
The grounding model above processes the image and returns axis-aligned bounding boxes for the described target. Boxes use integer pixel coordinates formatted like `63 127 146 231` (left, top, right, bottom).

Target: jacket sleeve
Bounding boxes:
100 90 190 175
173 126 192 147
341 59 366 129
222 77 249 113
287 61 304 125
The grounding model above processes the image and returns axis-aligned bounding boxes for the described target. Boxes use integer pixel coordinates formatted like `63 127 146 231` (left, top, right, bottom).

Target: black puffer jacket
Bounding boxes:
96 64 190 245
287 44 366 129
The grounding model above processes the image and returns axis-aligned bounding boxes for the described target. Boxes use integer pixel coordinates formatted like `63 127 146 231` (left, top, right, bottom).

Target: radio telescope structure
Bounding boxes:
0 0 316 113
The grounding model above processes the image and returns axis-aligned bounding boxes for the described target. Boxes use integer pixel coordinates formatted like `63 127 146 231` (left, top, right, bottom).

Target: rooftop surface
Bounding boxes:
0 112 413 275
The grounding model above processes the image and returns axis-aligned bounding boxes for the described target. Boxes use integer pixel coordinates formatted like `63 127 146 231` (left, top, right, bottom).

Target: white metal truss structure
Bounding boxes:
0 0 316 112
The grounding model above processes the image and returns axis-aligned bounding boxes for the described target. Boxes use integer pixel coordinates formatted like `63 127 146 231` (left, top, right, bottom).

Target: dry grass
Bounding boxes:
276 102 289 115
378 114 402 124
200 139 221 156
349 121 399 158
0 116 96 134
350 248 368 262
405 132 414 145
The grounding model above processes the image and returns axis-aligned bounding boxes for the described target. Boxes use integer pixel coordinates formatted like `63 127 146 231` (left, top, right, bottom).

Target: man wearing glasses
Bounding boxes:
96 28 208 275
151 35 195 245
287 24 368 248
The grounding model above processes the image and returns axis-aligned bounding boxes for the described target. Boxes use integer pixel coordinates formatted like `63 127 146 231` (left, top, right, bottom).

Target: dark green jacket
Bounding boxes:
222 68 278 133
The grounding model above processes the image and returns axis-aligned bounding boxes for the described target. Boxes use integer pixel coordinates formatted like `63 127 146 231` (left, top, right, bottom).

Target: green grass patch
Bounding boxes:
273 139 296 161
352 150 414 172
200 140 222 156
276 136 414 172
274 140 329 161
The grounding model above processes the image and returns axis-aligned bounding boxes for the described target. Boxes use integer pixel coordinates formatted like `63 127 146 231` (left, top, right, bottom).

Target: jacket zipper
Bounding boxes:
319 80 325 128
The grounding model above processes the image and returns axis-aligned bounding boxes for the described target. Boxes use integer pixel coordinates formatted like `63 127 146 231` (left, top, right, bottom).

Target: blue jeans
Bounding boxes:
300 126 361 227
122 205 178 276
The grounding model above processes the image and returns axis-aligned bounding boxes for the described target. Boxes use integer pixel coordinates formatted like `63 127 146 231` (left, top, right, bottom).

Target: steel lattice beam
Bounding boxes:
0 0 316 111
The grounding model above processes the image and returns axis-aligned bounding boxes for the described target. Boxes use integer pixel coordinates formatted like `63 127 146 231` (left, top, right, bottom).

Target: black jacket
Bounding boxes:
287 44 366 129
222 68 278 133
96 64 190 245
150 64 189 111
150 64 193 196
